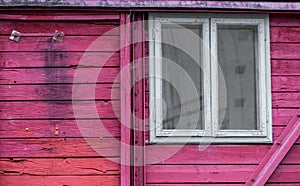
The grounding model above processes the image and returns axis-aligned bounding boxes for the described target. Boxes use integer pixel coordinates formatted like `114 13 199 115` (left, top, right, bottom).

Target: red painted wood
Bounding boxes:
0 13 122 186
0 138 120 157
0 68 120 84
0 52 120 68
281 144 300 164
271 43 300 59
0 101 119 119
0 36 119 52
146 145 269 165
0 21 119 35
132 14 146 186
1 1 300 11
148 184 244 186
0 84 119 100
270 27 300 43
270 14 300 27
0 14 120 21
0 138 120 158
120 13 131 186
147 165 254 183
272 108 298 126
271 60 300 75
147 144 300 165
272 77 300 92
268 165 300 183
146 165 300 184
0 119 120 138
0 157 120 175
0 176 120 186
272 92 300 108
245 113 300 185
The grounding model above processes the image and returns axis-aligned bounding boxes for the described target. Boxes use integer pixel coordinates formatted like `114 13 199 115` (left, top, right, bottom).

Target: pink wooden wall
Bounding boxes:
0 9 299 186
0 10 122 185
144 13 300 185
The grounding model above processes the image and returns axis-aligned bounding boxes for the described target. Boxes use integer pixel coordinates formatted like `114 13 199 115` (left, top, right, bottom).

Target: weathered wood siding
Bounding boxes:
145 13 300 185
0 11 121 186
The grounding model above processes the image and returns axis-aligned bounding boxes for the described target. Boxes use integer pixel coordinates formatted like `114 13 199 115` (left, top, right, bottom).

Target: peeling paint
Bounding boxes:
0 0 299 11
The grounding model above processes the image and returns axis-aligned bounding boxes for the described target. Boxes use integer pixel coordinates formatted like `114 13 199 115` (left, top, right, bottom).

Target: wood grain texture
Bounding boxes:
270 27 300 43
272 92 300 108
0 13 122 186
271 43 300 59
272 77 300 92
271 60 300 76
268 165 300 183
146 165 300 184
0 101 120 119
0 138 120 157
0 119 120 138
0 21 119 35
0 84 119 101
120 13 131 186
148 185 300 186
147 184 244 186
0 52 120 68
270 14 300 27
0 175 120 186
0 36 119 52
0 157 120 176
0 14 120 21
1 1 300 10
146 144 300 165
272 108 298 126
0 68 120 84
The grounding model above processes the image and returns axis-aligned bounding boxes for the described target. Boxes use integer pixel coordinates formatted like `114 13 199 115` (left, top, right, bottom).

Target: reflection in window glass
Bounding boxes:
161 24 204 130
217 25 258 130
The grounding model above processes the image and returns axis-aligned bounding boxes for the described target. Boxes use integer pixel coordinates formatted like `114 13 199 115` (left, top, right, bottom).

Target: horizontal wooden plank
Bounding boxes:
0 36 119 52
270 27 300 43
268 165 300 183
272 92 300 108
272 108 298 126
146 165 300 184
147 184 243 186
146 165 254 183
0 119 120 138
0 14 120 21
0 52 120 68
272 60 300 75
270 14 300 27
0 84 120 101
271 43 300 59
0 138 120 157
0 158 120 176
0 68 120 84
146 144 300 165
0 101 120 119
0 175 120 186
281 144 300 165
272 76 300 92
0 21 119 36
146 145 269 165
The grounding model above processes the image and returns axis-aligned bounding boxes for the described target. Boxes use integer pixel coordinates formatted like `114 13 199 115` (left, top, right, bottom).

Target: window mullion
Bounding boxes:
210 18 219 137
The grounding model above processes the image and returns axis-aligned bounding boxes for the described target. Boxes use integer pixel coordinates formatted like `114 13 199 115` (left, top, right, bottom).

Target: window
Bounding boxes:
149 14 272 143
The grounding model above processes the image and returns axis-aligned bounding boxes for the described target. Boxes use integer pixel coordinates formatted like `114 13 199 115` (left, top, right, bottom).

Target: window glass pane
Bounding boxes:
161 24 203 130
217 25 258 130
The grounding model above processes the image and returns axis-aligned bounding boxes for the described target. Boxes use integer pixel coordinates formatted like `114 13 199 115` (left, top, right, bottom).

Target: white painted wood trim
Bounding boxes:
149 13 272 143
210 16 272 142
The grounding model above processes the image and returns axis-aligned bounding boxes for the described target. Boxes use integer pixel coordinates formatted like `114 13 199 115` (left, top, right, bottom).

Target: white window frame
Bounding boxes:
149 13 272 143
